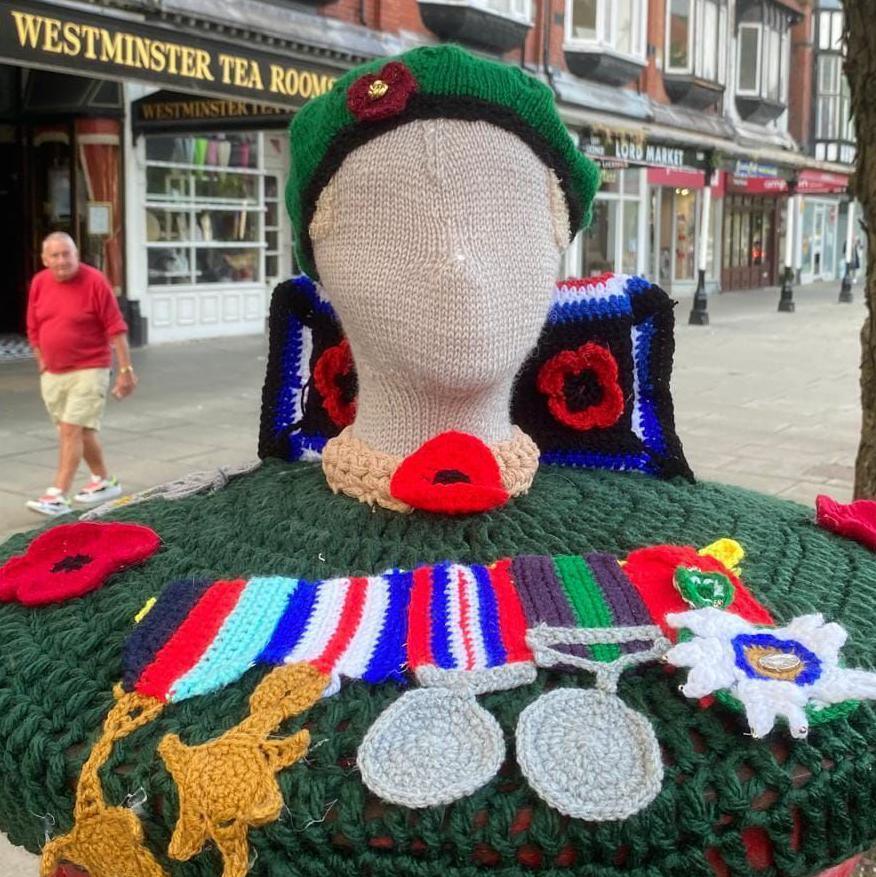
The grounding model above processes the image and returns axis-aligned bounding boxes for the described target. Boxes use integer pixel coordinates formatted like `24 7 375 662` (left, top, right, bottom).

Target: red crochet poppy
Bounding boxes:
536 342 625 431
816 494 876 551
390 431 509 515
0 521 160 606
347 61 417 122
313 339 357 428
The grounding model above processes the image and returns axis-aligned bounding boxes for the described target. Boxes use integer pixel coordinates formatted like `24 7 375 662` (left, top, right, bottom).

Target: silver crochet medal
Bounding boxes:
516 625 670 821
357 687 505 808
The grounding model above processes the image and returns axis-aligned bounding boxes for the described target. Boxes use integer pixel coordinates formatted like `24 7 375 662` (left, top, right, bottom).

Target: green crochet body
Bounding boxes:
1 459 875 877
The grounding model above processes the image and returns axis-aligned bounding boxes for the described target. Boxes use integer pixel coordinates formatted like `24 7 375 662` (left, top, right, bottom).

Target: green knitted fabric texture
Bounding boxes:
285 44 601 278
1 460 875 877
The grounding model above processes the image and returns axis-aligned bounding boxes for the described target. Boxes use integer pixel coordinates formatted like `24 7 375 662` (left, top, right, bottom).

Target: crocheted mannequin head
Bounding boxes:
287 45 599 513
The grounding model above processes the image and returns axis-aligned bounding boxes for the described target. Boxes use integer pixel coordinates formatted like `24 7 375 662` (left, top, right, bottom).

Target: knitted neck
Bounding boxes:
322 425 540 513
352 360 517 458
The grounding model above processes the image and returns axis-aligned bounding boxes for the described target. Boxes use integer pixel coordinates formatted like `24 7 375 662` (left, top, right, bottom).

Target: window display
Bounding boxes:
578 167 642 278
144 132 264 288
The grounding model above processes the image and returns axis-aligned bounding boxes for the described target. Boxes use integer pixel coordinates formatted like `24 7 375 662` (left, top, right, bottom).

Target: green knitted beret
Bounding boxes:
286 44 600 279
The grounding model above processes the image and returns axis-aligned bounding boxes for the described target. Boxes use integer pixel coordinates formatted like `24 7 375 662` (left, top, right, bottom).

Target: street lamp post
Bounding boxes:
778 190 797 313
689 168 713 326
839 200 856 303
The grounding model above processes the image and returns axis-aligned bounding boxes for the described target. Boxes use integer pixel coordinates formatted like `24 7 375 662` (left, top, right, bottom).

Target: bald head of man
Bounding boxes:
41 232 80 282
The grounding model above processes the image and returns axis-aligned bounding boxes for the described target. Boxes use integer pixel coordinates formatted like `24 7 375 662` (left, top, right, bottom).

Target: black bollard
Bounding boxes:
689 269 709 326
778 266 795 313
839 260 853 303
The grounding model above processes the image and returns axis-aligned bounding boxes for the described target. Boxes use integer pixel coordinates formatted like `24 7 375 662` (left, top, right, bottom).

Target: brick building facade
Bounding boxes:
0 0 857 344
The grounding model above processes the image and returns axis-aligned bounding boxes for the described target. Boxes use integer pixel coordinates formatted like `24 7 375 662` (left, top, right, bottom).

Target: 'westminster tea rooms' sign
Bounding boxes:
1 1 340 108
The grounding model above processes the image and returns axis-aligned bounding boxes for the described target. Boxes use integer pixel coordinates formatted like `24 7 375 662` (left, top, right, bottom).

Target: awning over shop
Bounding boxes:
0 0 342 108
796 169 850 195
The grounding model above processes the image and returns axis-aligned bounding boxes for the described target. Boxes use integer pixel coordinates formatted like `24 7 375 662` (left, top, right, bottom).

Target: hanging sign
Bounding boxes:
0 0 340 108
133 91 292 133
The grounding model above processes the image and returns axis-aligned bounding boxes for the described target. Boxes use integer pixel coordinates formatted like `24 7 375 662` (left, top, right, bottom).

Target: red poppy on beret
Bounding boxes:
536 342 625 432
0 521 160 606
347 61 417 123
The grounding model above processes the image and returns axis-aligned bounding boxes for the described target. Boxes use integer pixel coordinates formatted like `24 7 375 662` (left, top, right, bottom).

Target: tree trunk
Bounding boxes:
846 1 876 498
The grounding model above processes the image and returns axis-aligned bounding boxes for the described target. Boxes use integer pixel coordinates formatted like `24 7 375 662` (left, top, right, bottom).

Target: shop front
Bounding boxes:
796 169 850 284
131 94 297 342
568 131 713 294
0 64 125 336
0 0 344 344
720 161 790 291
647 166 721 297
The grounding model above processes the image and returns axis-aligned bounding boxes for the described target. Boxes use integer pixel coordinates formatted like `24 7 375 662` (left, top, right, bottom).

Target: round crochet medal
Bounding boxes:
516 687 662 821
517 624 670 821
357 687 505 808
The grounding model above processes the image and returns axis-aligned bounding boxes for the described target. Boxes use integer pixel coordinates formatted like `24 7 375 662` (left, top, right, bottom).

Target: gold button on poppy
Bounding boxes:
368 79 389 100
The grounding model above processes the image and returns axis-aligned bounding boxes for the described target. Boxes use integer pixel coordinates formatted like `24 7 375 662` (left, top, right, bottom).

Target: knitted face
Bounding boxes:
310 119 569 403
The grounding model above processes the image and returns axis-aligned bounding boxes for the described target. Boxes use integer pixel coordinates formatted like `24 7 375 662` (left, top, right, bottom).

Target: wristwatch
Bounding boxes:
119 366 135 375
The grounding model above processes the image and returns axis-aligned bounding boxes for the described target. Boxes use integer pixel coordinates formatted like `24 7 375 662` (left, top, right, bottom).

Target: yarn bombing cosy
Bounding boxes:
1 40 876 877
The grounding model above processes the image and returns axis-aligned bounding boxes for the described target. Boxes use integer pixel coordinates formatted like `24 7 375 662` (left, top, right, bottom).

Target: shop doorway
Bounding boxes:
650 186 698 294
812 204 825 277
721 196 779 290
0 65 123 341
0 124 26 333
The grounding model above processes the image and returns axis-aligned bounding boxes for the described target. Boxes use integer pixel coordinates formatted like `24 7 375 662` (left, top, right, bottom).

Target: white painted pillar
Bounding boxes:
697 181 712 275
845 200 857 265
784 195 796 273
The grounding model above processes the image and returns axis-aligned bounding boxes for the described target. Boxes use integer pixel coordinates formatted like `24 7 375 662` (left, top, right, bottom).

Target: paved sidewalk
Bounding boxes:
0 277 866 874
0 335 267 543
671 279 862 507
0 278 863 547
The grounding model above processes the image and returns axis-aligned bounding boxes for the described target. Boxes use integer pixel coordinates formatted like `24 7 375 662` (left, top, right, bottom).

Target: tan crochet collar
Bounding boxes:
322 427 540 513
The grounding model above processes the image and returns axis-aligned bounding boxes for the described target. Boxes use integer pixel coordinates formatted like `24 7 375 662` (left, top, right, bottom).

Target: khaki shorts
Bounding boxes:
41 368 111 430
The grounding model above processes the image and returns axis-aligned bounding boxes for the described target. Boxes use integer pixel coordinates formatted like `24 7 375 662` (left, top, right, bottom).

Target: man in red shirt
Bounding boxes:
26 232 138 516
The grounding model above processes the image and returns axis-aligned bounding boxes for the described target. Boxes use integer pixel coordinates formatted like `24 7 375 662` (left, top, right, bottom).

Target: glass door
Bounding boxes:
813 204 825 277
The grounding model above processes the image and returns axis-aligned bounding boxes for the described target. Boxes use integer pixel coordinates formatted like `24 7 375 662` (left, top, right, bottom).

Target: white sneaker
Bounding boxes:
26 487 73 517
73 475 123 505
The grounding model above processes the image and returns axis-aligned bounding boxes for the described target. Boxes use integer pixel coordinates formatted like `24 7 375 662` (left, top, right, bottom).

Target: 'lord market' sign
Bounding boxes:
1 0 340 107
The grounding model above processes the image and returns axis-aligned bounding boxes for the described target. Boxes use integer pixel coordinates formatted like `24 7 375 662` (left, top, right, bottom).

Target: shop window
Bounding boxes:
666 0 727 83
144 133 264 288
673 189 696 281
577 166 642 278
621 200 639 274
565 0 646 59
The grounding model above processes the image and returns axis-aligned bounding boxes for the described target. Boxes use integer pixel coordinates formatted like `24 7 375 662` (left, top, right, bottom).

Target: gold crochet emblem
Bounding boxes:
40 686 167 877
368 79 389 100
159 663 329 877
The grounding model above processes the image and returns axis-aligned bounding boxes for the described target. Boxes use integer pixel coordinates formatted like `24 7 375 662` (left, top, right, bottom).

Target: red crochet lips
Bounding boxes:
390 431 510 514
0 521 160 606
